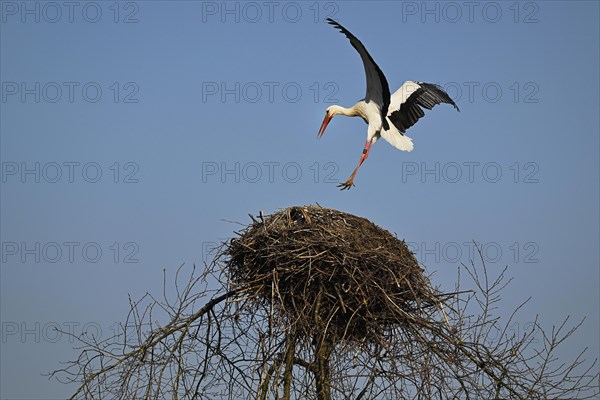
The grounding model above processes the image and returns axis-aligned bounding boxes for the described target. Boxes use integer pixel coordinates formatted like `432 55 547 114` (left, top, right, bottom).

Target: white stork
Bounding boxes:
318 18 460 190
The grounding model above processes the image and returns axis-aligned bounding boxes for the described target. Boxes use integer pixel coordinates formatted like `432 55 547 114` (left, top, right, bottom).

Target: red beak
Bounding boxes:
317 113 333 139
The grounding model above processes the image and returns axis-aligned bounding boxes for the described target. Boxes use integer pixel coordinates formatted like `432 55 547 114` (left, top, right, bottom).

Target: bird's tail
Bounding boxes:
380 128 414 152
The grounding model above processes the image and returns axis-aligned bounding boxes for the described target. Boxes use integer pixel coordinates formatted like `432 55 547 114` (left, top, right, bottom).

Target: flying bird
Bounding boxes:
318 18 459 190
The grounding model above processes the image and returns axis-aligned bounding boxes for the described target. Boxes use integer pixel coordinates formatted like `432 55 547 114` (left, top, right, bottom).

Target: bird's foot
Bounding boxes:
337 178 355 190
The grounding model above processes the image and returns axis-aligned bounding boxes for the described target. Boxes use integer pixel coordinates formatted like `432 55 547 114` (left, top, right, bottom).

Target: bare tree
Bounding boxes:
52 206 599 399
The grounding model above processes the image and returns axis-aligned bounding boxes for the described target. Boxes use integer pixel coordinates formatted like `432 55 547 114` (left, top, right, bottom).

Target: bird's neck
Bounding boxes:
332 104 362 117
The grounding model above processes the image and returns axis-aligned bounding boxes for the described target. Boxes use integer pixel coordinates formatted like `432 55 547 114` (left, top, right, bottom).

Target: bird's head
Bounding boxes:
317 106 339 139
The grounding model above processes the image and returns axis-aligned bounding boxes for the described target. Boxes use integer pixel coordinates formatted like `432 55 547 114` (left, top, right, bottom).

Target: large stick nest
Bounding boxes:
225 205 439 343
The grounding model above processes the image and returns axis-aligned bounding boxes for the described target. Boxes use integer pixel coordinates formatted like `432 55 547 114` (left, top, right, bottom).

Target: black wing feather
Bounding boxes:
326 18 390 130
389 82 459 134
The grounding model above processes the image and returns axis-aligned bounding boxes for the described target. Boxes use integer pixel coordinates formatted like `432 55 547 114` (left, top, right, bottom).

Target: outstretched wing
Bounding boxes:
326 18 390 130
388 81 459 134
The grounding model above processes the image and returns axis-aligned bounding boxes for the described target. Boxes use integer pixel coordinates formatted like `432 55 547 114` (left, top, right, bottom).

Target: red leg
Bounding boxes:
338 139 373 190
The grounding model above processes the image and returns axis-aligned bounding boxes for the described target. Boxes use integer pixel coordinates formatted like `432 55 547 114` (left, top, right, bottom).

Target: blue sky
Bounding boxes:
1 1 599 398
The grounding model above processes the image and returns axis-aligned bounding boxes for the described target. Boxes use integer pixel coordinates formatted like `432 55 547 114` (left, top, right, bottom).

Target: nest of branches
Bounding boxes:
53 205 599 400
226 205 439 343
